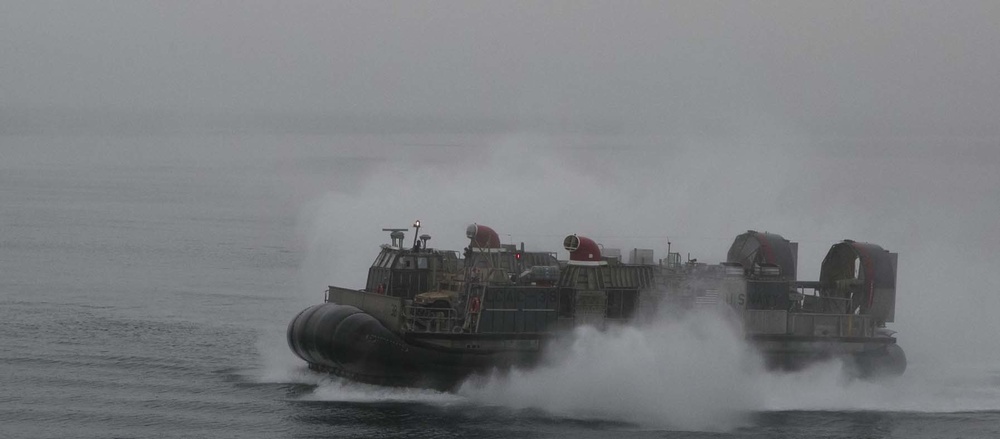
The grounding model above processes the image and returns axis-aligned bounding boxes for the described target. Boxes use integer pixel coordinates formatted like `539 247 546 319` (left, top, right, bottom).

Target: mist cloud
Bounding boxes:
2 1 997 138
5 0 996 399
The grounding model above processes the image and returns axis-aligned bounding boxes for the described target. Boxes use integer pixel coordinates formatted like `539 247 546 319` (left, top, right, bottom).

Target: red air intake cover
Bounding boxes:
563 235 603 265
466 224 501 248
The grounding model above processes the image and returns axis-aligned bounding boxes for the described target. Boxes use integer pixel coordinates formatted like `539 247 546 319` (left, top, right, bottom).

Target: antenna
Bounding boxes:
382 228 408 248
411 220 421 248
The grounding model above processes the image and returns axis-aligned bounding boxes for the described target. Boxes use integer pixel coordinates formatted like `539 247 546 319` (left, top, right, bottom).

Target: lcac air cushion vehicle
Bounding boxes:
287 222 904 389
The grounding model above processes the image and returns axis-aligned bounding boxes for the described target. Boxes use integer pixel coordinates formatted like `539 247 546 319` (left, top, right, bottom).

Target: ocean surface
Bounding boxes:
3 134 1000 438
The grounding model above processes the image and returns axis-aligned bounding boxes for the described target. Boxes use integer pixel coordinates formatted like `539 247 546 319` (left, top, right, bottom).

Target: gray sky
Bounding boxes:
2 1 998 137
3 1 999 362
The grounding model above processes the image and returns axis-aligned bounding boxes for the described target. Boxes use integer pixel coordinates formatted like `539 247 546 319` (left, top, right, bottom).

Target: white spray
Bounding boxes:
254 135 1000 430
459 308 765 431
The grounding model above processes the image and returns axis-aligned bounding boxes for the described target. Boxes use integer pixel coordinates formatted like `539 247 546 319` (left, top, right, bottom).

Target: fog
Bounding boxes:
291 135 1000 364
3 1 998 137
4 0 999 423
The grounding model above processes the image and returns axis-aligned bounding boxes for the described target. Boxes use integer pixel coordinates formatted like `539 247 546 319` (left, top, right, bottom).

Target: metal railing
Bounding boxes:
402 306 462 333
741 309 875 337
787 313 874 337
743 309 788 335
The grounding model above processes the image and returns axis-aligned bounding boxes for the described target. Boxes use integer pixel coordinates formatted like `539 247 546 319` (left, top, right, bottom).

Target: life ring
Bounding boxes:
469 297 481 314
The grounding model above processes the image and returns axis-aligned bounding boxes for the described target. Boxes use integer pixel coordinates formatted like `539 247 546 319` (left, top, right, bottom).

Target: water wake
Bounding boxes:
755 360 1000 413
304 377 464 405
458 309 764 431
255 304 1000 430
456 309 1000 430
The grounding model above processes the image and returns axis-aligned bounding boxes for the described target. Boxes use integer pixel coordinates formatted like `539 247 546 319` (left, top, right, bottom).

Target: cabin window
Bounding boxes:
396 256 415 269
417 257 428 269
381 254 396 268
